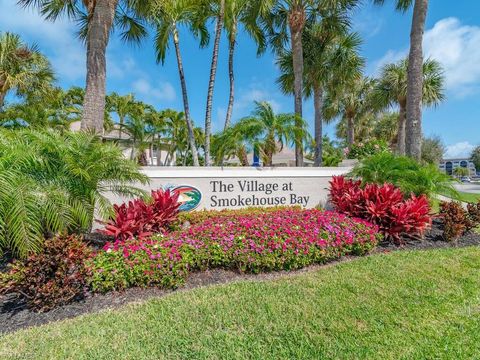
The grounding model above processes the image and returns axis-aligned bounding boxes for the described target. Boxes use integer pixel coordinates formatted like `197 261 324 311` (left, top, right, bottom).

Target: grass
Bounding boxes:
2 247 480 359
439 190 480 204
455 191 480 203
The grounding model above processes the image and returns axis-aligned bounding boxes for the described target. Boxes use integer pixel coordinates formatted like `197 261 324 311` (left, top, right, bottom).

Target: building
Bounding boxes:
69 121 176 166
439 158 476 176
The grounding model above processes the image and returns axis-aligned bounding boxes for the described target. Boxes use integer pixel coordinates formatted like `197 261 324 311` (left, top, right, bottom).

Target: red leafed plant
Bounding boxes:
329 176 432 242
101 189 180 241
0 235 92 312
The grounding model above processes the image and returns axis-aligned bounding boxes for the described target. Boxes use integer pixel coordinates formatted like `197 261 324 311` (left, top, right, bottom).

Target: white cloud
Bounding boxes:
373 17 480 97
444 141 476 159
424 18 480 95
132 78 176 102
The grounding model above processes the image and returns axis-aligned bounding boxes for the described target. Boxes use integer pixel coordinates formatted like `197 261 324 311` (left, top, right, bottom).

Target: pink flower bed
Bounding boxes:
88 209 380 292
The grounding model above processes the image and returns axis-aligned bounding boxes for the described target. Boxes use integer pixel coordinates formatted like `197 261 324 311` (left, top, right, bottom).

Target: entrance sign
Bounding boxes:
120 167 352 211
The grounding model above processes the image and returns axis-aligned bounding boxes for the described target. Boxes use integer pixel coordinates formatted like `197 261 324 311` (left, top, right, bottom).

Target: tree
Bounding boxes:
277 17 364 166
225 101 308 166
453 166 470 177
324 76 376 148
204 0 225 166
265 0 357 166
150 0 210 167
107 92 137 139
375 58 444 155
421 136 444 165
19 0 148 133
0 32 54 109
374 0 430 160
470 146 480 171
223 0 268 130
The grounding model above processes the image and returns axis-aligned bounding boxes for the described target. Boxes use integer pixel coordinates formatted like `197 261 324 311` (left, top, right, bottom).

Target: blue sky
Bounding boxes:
1 0 479 157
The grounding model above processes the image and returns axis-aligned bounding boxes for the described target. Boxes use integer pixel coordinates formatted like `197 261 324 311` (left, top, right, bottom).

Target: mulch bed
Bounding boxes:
1 220 479 335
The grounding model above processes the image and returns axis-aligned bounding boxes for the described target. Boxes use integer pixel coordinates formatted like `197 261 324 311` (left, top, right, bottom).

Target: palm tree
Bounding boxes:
264 0 357 166
324 76 376 148
18 0 148 133
374 0 429 160
212 123 255 166
375 58 444 155
223 0 268 130
204 0 225 167
107 92 137 139
0 32 54 109
0 128 147 258
228 101 308 166
277 18 364 166
150 0 210 167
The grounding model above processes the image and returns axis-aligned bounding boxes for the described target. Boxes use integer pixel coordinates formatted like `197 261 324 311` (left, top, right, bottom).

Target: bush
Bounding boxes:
440 201 480 241
346 139 390 160
0 235 92 312
329 176 432 242
350 152 457 199
88 208 380 292
0 128 147 258
101 189 180 241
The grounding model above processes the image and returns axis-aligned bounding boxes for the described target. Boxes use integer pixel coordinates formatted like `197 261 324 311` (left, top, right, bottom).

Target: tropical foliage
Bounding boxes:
350 152 457 200
0 129 147 258
0 32 54 109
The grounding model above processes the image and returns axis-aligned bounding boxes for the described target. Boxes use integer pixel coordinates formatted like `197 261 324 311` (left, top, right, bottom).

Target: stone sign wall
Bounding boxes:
107 167 351 211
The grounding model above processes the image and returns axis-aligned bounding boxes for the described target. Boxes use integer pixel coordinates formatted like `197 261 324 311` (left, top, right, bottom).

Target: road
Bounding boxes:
454 183 480 194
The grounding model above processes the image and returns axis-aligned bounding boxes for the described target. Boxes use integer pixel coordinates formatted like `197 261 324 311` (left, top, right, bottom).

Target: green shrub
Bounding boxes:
350 152 457 199
0 235 92 312
0 128 148 258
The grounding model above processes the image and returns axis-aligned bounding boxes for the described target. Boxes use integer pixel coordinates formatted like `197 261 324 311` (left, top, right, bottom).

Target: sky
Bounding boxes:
1 0 479 158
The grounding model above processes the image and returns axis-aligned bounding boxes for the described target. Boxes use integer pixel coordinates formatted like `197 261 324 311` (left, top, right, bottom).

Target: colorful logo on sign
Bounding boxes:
168 185 202 212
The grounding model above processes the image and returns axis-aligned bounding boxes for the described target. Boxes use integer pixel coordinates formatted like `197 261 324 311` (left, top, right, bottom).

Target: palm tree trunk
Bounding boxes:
313 86 324 167
406 0 428 161
119 115 124 139
0 90 5 110
172 25 199 166
225 23 237 131
204 0 225 167
397 100 407 155
347 116 354 147
238 146 248 166
289 9 305 167
81 0 118 134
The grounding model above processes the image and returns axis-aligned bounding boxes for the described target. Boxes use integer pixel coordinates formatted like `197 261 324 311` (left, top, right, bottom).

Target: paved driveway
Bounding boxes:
454 183 480 194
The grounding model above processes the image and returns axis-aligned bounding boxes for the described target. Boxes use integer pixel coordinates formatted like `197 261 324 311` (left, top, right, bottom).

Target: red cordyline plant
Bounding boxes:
100 189 180 241
329 176 432 242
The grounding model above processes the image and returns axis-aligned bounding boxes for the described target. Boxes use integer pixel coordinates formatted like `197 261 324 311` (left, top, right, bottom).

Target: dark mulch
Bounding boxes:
1 221 479 335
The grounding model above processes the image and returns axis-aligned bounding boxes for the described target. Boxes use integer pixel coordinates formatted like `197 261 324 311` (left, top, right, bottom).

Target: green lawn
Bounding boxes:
2 247 480 359
455 191 480 203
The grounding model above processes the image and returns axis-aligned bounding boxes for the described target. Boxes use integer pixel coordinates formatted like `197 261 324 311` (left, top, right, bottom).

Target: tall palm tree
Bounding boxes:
223 0 268 130
204 0 225 167
264 0 357 166
0 32 54 109
277 18 364 166
150 0 210 167
374 0 429 160
375 58 444 155
324 76 376 148
18 0 148 133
